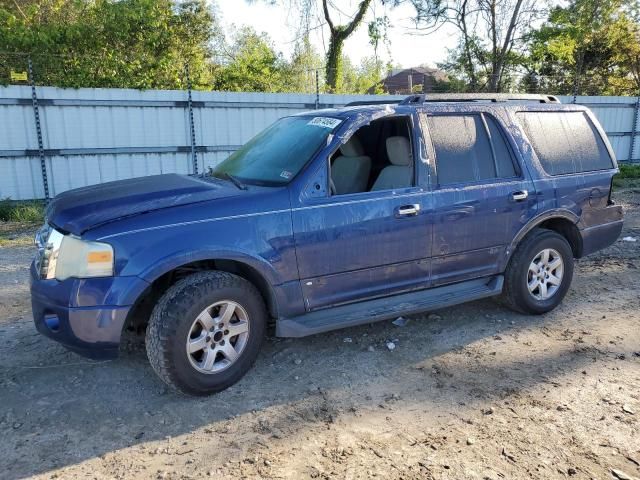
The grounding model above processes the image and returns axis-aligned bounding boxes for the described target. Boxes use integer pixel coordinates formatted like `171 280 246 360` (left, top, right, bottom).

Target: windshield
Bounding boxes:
209 116 342 186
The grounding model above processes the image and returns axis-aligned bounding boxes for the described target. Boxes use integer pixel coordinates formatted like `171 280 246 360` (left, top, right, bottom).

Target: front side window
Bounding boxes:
516 111 613 175
329 115 415 195
210 116 341 186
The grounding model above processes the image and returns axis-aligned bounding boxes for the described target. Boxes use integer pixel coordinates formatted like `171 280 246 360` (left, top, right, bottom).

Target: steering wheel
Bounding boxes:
329 178 337 195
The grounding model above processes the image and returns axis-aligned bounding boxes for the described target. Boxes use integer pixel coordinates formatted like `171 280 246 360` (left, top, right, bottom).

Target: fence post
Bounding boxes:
27 57 50 201
315 69 320 110
185 63 198 175
629 96 640 164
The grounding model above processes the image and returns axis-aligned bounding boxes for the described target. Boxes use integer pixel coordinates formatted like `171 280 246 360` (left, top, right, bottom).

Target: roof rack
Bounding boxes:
344 99 402 107
399 93 561 104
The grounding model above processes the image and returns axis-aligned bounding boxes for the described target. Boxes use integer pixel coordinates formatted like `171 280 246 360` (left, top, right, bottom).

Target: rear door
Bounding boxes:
421 111 537 286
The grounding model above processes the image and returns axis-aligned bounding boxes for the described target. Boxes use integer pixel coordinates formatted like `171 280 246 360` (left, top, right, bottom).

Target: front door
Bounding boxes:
292 114 432 311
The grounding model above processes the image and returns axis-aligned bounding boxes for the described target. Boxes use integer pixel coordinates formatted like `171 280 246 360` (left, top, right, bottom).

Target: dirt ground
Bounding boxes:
0 191 639 480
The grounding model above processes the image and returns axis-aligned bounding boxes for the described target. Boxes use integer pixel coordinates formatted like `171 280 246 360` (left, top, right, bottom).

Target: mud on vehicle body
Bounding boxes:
31 93 623 395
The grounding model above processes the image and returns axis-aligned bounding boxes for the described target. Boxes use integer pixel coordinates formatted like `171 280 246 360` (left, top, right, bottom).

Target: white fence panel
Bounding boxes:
1 86 638 200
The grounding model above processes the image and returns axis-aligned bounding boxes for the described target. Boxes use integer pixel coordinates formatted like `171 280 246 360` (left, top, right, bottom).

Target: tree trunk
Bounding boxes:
488 0 499 92
459 0 478 90
325 35 345 93
322 0 372 92
488 0 524 93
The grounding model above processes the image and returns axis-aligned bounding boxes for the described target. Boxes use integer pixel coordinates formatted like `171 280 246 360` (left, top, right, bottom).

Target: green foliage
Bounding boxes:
0 0 384 94
617 164 640 179
190 21 386 94
368 15 391 59
339 56 387 94
431 75 469 93
431 0 640 94
213 27 291 92
0 0 217 89
0 199 45 222
526 0 640 95
286 37 325 92
323 0 373 92
613 164 640 189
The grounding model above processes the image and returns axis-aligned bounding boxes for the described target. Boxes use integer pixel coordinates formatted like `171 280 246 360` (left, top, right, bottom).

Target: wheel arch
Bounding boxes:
124 254 280 334
503 210 583 270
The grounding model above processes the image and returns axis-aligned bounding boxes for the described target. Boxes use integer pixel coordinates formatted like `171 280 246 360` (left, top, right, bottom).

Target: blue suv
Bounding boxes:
30 93 624 395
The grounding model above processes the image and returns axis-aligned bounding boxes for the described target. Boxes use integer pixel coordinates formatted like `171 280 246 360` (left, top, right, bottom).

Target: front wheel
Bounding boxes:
501 229 574 314
146 271 266 395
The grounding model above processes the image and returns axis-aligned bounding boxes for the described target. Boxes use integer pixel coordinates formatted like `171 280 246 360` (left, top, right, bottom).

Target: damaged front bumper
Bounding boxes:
30 262 148 359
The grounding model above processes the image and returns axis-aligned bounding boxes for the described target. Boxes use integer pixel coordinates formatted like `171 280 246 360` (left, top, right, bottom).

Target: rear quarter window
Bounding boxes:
516 111 613 175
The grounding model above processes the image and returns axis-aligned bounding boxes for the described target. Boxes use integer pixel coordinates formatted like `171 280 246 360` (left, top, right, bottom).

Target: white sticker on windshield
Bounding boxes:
280 170 293 179
308 117 341 129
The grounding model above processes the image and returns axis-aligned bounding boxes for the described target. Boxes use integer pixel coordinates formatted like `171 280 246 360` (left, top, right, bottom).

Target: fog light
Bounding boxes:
44 314 60 332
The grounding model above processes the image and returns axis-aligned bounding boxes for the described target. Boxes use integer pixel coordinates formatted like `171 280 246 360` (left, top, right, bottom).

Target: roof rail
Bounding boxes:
399 93 561 105
344 99 403 107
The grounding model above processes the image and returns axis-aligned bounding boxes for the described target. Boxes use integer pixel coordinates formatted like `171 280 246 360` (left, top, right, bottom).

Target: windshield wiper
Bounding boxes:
217 172 247 190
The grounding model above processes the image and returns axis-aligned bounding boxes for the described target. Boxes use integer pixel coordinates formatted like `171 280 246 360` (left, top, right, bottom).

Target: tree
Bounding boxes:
321 0 372 92
0 0 217 89
414 0 542 92
213 26 291 92
285 37 325 93
340 55 388 93
253 0 443 92
526 0 640 95
248 0 376 92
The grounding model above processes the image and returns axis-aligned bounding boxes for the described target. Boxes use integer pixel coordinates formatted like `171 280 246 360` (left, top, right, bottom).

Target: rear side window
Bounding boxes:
427 114 517 185
517 111 613 175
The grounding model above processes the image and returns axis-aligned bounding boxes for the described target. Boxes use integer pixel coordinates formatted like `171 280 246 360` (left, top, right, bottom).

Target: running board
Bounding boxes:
276 275 504 337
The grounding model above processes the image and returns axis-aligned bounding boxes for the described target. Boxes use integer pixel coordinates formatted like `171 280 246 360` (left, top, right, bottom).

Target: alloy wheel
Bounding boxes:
186 300 250 374
527 248 564 301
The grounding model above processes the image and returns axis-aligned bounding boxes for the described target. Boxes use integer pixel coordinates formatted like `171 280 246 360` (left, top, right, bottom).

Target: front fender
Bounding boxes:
137 248 284 287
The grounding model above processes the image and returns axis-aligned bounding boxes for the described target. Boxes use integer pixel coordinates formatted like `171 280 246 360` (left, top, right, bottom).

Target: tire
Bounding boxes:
146 271 266 395
501 228 574 315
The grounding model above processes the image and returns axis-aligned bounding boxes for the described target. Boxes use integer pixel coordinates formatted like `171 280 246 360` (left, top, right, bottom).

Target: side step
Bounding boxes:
276 275 504 337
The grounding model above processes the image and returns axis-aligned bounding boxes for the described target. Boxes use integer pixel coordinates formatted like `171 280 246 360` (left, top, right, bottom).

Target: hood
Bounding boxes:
46 174 242 235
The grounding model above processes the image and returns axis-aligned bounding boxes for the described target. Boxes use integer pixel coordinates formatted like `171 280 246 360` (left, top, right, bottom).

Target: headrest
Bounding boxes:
386 136 411 166
340 136 365 157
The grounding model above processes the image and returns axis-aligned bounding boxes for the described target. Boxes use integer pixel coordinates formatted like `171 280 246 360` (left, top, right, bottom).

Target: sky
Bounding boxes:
215 0 460 69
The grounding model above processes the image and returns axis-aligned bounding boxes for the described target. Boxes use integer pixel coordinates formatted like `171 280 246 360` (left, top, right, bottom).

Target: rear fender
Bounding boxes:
501 209 580 270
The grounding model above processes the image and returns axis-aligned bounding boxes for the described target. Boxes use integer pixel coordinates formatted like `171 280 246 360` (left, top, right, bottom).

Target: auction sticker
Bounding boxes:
307 117 341 129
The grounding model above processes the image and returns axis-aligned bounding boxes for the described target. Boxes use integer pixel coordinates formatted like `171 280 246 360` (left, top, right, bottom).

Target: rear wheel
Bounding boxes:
146 271 266 395
502 229 574 314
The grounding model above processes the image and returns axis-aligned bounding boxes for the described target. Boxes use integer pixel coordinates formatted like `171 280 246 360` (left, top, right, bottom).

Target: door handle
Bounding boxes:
396 204 421 217
510 190 528 201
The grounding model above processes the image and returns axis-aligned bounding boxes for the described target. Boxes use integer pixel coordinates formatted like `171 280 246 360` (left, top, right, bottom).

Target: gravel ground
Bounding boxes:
0 191 638 480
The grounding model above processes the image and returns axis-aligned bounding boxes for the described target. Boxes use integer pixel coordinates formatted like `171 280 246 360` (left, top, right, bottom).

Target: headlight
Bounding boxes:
55 235 114 280
37 228 114 280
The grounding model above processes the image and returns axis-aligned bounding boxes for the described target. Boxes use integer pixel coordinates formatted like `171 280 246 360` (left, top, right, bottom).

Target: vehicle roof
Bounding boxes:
295 98 588 120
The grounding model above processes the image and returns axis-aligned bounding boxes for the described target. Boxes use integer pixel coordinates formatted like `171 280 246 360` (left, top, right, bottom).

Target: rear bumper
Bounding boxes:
30 263 148 359
580 217 624 257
